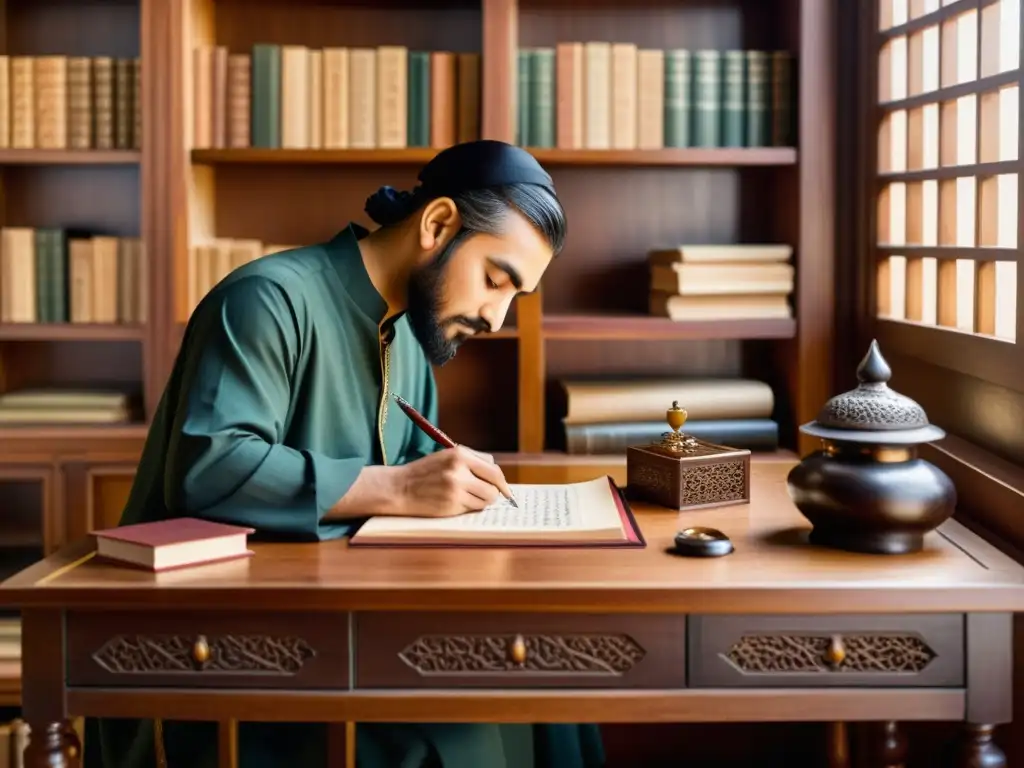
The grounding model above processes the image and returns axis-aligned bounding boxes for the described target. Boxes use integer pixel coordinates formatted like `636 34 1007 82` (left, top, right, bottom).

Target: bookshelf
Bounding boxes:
0 0 836 725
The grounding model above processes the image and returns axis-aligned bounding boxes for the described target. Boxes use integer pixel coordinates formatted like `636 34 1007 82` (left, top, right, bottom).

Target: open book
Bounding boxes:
349 476 644 548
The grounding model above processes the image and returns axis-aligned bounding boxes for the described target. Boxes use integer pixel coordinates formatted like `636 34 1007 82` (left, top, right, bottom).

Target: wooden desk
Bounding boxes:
3 459 1024 768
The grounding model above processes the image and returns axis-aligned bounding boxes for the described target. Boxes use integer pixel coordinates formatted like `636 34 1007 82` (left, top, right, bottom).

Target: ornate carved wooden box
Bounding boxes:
625 401 751 511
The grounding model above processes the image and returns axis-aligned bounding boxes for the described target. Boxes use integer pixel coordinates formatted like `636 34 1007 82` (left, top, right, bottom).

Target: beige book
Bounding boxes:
350 476 637 547
430 52 457 148
211 46 228 148
555 43 583 149
35 56 68 149
93 57 114 149
229 238 263 269
583 42 610 149
117 237 137 322
69 238 94 322
192 46 213 149
561 378 776 425
322 48 350 148
227 54 251 148
650 291 793 321
10 57 34 149
135 239 148 323
67 57 92 149
650 262 795 295
348 48 376 148
610 43 637 149
648 244 794 264
92 236 120 323
308 50 323 149
376 46 407 148
0 56 10 148
637 49 664 149
1 228 35 322
281 45 310 148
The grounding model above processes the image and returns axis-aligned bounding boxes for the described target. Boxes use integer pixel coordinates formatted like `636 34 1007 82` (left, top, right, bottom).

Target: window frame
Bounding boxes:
847 0 1024 550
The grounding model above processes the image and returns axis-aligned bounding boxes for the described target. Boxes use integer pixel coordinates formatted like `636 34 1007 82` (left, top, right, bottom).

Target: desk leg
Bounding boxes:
21 609 80 768
957 614 1012 768
955 724 1005 768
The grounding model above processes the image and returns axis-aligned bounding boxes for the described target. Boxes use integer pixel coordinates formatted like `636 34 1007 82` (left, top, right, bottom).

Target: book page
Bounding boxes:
354 476 623 537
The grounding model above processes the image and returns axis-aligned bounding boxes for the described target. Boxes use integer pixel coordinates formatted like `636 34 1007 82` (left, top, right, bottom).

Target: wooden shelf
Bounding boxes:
0 424 149 442
192 148 439 165
542 315 797 341
0 324 145 341
0 150 141 165
191 147 798 168
526 147 798 167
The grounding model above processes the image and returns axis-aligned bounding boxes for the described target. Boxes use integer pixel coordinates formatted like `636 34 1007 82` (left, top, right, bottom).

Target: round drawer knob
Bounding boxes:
192 635 211 665
825 635 846 667
509 634 527 666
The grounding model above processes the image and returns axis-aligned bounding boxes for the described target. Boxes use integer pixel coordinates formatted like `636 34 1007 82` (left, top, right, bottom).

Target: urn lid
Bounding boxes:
799 340 946 445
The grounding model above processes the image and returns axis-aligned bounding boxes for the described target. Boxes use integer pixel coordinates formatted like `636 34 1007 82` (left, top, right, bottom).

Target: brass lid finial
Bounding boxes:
658 401 698 453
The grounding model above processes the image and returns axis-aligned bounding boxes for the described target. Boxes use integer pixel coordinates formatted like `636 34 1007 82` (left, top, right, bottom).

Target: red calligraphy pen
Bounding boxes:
392 392 518 508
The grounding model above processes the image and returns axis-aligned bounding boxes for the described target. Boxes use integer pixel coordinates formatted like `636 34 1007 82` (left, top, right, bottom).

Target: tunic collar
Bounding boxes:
327 223 395 331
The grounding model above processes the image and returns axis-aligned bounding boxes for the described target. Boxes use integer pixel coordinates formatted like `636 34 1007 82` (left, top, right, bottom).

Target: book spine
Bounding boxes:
516 49 531 146
52 229 68 323
456 52 480 143
251 44 281 149
721 50 745 147
693 50 721 147
529 48 554 148
745 51 770 147
407 51 430 147
92 57 114 149
663 49 691 148
770 51 794 146
33 229 51 323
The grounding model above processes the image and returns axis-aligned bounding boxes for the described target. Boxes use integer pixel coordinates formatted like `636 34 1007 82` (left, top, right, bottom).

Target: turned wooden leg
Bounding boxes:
956 724 1006 768
857 721 907 768
23 720 81 768
826 721 850 768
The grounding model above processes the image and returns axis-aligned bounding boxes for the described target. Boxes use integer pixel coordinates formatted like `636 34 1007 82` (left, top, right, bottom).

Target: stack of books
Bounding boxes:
192 44 480 150
647 244 795 321
517 44 793 150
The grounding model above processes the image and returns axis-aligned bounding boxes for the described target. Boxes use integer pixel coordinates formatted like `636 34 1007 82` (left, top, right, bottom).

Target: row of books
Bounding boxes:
186 239 296 316
647 244 795 322
0 228 146 325
0 389 133 425
557 378 779 454
519 45 793 150
0 55 139 151
192 44 480 151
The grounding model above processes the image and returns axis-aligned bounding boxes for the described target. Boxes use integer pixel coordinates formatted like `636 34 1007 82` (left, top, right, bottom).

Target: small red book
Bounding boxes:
92 518 255 572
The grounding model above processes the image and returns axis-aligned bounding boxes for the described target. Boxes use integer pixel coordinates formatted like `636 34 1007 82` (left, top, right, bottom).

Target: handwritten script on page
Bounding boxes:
452 486 581 530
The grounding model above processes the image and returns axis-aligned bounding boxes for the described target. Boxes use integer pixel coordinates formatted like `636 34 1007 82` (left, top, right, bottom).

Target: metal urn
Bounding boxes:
786 340 956 555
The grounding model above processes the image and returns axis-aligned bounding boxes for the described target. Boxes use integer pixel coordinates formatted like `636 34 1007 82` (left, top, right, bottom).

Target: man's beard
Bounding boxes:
406 238 490 366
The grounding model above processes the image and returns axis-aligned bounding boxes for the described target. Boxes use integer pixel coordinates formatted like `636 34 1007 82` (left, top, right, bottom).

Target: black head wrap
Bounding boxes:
364 140 556 227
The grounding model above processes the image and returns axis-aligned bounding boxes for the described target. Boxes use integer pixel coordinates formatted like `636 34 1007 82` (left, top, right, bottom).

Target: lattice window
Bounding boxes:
875 0 1020 359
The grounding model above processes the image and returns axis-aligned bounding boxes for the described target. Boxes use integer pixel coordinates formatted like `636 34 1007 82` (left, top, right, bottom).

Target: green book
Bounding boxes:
693 50 721 148
407 52 431 147
663 49 691 148
529 48 555 148
745 51 770 147
721 50 745 147
251 44 281 149
33 228 52 323
517 49 531 146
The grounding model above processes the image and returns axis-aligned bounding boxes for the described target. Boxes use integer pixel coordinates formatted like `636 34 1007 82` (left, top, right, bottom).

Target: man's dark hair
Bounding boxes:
364 182 567 257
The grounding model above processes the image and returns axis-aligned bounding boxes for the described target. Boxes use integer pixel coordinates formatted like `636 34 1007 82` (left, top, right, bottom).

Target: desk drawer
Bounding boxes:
355 612 685 689
66 610 350 689
688 614 964 687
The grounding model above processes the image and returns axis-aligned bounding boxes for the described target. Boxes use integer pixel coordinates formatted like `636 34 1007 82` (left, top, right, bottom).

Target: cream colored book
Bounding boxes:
349 476 642 547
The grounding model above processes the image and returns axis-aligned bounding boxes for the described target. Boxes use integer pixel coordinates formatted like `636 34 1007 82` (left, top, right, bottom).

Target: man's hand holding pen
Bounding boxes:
391 447 517 518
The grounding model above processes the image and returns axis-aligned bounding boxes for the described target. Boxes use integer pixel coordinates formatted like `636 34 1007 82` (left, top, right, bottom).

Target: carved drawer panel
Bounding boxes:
688 614 964 688
355 612 686 689
66 611 349 689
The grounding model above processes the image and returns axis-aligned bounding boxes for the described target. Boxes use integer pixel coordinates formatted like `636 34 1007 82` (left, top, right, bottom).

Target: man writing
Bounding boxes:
84 140 605 768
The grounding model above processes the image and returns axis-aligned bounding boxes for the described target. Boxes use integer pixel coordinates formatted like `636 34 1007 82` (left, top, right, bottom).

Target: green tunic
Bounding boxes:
83 224 604 768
